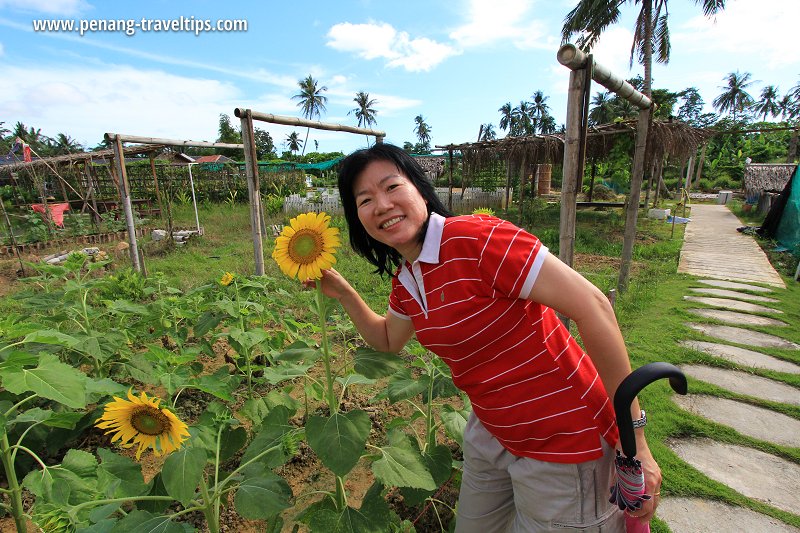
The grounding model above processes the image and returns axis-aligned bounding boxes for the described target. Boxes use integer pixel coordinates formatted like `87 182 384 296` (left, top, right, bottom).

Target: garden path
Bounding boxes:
657 204 799 532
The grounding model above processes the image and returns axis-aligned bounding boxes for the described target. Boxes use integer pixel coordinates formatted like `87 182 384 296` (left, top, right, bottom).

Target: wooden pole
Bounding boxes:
239 110 265 276
0 198 25 276
559 67 587 269
447 149 454 212
83 162 101 224
617 107 652 293
111 135 142 272
149 152 164 216
104 133 243 150
234 109 386 141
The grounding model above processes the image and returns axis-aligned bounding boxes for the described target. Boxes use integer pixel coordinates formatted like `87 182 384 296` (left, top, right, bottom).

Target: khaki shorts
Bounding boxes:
455 413 625 533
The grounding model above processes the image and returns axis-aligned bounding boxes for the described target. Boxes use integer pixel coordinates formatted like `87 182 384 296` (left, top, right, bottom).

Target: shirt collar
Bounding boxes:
415 212 445 265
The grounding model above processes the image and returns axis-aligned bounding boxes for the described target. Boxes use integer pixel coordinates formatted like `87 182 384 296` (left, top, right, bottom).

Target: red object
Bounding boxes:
31 203 70 227
23 144 32 163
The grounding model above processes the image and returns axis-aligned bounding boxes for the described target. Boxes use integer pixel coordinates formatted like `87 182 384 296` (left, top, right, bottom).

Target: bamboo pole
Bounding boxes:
111 135 142 272
104 133 243 150
447 149 454 212
559 67 587 269
149 152 164 217
0 198 25 276
239 110 265 276
234 109 386 142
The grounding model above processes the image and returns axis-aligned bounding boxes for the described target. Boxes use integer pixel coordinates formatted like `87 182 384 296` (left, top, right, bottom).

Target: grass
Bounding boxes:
2 198 799 531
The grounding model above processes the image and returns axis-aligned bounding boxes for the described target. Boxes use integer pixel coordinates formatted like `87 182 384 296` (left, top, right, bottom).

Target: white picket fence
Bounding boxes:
282 188 510 215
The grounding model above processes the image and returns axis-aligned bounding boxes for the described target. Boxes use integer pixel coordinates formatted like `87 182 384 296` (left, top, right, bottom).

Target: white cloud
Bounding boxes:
0 64 245 146
674 0 800 69
0 42 4 56
448 0 553 49
326 21 459 72
0 0 90 16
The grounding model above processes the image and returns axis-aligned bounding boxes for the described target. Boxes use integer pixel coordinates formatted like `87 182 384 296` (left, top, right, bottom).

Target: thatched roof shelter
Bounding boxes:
743 163 797 198
0 144 168 175
435 119 715 181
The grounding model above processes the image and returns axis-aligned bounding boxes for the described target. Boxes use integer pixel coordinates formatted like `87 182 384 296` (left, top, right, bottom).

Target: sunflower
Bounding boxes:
272 211 340 280
96 389 190 460
219 271 235 286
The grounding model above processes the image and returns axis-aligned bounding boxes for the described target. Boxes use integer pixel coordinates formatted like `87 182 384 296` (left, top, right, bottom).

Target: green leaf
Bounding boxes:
138 473 171 515
159 367 191 396
274 341 320 363
441 404 471 447
387 368 428 403
188 368 241 401
238 398 270 427
335 374 376 388
234 473 293 519
306 411 370 478
62 448 99 479
22 329 79 348
219 426 248 463
110 510 192 533
371 445 436 490
97 448 151 499
85 377 129 403
353 347 405 379
13 408 84 429
73 334 106 362
89 502 123 524
161 447 206 506
260 362 314 385
2 353 87 408
193 310 225 338
241 405 293 468
228 328 270 352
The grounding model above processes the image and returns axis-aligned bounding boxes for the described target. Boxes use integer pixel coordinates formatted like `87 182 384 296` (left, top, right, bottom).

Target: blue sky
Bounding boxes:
1 0 798 156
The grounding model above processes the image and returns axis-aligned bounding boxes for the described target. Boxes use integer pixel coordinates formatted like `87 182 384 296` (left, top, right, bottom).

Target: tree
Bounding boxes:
413 115 432 152
349 91 378 146
51 133 83 155
562 0 726 98
498 103 514 136
286 132 302 156
754 85 781 122
713 71 755 122
589 91 615 125
292 75 328 156
512 101 533 135
253 128 276 160
530 90 551 133
216 113 242 159
478 123 496 141
676 87 705 125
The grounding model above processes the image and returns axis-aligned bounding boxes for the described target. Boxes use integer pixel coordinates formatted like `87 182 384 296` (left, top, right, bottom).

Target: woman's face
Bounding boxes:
353 159 429 261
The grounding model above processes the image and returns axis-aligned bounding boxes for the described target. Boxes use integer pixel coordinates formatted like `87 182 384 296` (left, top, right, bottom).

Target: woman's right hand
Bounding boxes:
303 268 353 301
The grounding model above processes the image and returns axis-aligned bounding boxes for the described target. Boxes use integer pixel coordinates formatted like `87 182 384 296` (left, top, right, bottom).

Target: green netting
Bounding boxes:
776 166 800 255
233 157 345 173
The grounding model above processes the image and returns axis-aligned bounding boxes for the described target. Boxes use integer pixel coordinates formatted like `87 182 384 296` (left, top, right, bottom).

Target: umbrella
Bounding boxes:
610 362 687 533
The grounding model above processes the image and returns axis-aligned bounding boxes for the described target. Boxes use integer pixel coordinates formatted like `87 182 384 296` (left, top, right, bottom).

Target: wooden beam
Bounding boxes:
104 133 243 150
234 109 386 140
239 110 265 276
111 135 142 272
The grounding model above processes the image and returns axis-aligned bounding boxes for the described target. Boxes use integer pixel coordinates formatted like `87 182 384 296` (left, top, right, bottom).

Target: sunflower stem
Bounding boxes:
199 477 220 533
316 284 337 414
0 432 28 533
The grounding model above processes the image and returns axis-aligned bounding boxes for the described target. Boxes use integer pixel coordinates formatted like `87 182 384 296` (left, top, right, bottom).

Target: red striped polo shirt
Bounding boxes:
388 213 619 463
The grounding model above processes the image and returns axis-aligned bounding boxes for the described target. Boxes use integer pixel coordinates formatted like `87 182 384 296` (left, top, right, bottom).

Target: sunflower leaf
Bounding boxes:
234 473 293 520
161 447 206 506
97 448 151 499
1 352 86 408
353 348 405 379
370 445 436 491
306 411 370 478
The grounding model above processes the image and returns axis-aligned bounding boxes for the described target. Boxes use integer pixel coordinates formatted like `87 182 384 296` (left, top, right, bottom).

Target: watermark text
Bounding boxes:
32 16 248 37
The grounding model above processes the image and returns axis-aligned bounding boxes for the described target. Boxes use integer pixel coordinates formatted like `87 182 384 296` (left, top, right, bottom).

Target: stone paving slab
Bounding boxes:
683 296 783 314
680 341 800 374
687 308 788 327
697 279 775 293
668 438 800 515
658 497 800 532
688 287 779 303
681 365 800 405
687 323 800 350
678 204 785 287
672 394 800 447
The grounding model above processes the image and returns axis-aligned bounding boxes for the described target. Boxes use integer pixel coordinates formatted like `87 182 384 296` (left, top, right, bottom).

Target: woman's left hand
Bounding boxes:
627 438 662 523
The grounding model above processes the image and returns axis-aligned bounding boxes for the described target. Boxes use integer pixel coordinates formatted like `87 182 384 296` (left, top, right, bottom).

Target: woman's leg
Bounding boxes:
455 414 517 533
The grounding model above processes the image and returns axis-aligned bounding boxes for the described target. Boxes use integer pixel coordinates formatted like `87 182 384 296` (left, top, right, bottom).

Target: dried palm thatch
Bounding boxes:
743 163 797 198
435 120 714 184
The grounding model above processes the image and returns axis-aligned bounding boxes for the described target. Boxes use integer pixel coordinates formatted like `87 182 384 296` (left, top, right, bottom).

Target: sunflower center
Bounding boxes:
288 229 324 264
130 407 170 436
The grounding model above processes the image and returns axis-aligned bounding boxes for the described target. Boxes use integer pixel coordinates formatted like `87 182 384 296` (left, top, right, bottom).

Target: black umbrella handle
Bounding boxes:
614 362 687 457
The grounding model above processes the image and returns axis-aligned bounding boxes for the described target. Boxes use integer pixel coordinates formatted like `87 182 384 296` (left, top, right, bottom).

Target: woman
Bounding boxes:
313 143 660 532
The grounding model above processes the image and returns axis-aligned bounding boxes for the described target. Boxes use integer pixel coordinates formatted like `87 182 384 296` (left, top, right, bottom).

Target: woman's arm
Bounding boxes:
311 268 415 353
527 254 662 522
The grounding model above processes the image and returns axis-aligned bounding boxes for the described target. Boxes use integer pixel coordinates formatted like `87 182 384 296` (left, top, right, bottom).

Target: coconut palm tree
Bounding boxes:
478 123 496 141
753 85 780 122
713 71 755 122
498 103 514 136
292 75 328 156
562 0 726 98
530 90 550 133
512 101 534 136
588 91 615 125
286 131 303 156
349 91 378 146
413 115 432 152
52 133 83 155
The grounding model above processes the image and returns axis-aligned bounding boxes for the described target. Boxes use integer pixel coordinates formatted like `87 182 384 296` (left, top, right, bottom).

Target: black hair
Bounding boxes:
338 143 454 277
